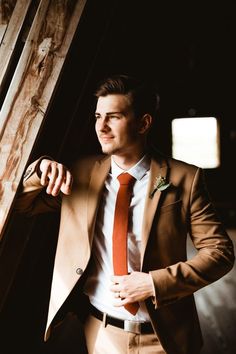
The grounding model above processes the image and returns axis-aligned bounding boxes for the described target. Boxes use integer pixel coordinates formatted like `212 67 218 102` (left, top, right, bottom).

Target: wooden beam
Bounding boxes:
0 0 32 95
0 0 87 240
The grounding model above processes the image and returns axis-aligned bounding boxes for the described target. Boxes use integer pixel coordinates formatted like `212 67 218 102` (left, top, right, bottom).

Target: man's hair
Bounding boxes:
94 74 160 120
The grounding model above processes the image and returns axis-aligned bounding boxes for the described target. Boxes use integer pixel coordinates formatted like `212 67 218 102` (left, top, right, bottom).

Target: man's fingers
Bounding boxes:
113 297 130 307
60 169 73 195
46 163 59 195
111 275 124 284
50 164 66 196
110 272 154 305
40 160 51 186
39 159 73 196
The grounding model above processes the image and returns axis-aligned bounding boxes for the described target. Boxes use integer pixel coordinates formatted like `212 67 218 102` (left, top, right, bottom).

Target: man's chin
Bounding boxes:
101 146 114 155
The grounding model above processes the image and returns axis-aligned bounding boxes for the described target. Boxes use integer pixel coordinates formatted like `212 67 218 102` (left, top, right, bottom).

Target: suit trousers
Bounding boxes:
84 314 166 354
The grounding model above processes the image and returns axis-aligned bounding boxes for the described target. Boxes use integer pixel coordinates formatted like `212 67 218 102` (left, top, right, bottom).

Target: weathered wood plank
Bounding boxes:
0 0 32 94
0 24 7 45
0 0 87 240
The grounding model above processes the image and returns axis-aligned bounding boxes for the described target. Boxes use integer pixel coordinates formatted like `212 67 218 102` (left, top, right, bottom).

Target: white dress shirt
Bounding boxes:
84 155 151 322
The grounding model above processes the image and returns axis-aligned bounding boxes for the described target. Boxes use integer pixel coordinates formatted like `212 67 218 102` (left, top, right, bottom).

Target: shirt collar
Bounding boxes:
111 155 150 181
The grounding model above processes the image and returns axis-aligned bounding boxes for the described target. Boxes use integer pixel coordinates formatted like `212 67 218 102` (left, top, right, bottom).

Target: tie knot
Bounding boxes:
117 173 135 186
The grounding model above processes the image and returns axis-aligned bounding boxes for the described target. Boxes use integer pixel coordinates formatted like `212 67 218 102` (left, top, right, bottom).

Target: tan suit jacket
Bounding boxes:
15 152 234 354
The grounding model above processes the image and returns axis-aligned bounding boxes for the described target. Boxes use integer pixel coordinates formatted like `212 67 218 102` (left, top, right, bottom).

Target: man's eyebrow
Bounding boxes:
95 111 123 116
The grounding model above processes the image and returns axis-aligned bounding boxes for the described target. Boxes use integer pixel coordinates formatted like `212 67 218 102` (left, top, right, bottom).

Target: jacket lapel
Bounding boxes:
87 155 111 246
141 157 169 268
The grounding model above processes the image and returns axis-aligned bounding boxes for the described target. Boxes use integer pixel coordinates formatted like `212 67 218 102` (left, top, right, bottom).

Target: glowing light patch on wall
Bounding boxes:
171 117 220 168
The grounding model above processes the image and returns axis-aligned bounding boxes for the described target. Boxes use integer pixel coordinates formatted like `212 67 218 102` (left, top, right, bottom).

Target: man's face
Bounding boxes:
95 94 142 157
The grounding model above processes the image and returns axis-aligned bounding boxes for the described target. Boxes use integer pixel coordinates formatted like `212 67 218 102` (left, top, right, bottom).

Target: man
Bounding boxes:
15 75 234 354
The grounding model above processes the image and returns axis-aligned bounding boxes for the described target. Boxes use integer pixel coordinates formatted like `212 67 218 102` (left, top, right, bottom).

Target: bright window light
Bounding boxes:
171 117 220 168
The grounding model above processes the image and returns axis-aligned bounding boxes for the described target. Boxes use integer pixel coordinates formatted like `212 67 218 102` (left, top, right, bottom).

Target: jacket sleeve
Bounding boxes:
150 167 235 308
14 156 61 216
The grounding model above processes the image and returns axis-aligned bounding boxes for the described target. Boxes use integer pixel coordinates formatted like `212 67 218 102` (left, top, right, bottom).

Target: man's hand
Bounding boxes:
39 159 73 196
110 271 155 307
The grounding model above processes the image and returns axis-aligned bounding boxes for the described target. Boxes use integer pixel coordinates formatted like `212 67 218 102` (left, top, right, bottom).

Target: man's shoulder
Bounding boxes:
150 148 200 175
167 156 199 172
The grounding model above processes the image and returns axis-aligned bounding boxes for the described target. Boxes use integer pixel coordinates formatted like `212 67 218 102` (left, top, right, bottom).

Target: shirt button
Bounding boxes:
76 268 83 275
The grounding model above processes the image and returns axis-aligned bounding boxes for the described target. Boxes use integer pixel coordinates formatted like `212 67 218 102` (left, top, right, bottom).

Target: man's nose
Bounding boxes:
99 118 110 131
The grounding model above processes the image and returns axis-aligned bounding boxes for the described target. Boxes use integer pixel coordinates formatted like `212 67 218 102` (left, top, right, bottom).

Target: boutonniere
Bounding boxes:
149 175 171 198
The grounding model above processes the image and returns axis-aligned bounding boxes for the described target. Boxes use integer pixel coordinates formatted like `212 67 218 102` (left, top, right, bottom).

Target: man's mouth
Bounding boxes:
100 135 114 142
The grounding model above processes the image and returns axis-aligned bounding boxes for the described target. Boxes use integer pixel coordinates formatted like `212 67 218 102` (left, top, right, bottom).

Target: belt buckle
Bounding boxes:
124 320 141 334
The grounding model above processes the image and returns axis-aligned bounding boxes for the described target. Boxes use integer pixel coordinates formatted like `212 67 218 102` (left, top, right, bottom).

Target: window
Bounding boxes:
171 117 220 168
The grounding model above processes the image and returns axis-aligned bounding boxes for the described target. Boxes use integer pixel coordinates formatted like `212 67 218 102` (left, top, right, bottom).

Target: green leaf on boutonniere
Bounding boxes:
149 175 171 198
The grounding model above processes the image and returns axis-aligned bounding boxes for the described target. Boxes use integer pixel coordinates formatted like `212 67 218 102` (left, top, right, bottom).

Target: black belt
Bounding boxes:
90 304 154 334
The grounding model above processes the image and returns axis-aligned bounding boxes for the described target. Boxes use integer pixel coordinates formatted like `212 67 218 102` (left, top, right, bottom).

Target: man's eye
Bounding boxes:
95 115 100 120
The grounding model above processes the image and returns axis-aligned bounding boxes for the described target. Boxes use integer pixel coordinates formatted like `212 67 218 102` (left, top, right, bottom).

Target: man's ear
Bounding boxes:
139 114 153 134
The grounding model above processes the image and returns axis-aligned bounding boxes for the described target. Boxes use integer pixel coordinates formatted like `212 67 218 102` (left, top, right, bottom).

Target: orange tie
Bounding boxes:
112 172 139 315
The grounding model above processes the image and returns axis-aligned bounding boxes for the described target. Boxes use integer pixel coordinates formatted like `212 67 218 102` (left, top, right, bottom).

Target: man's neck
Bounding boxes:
112 152 146 170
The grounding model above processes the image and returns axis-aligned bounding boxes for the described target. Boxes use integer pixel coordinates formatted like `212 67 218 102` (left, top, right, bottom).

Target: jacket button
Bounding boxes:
76 268 83 275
